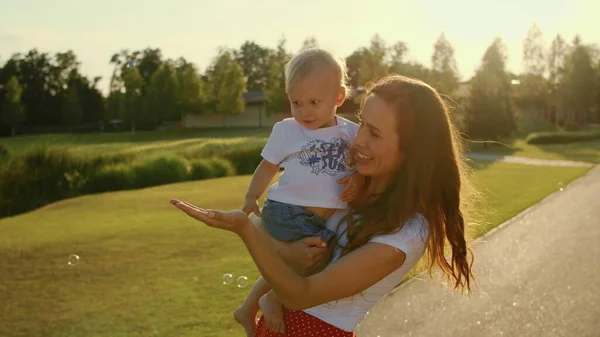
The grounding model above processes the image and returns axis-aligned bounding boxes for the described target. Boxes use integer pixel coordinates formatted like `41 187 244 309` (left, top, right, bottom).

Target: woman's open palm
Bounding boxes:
170 199 250 234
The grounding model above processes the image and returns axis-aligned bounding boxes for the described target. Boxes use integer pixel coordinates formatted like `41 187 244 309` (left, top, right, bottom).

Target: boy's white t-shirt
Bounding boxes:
303 210 430 332
261 116 359 209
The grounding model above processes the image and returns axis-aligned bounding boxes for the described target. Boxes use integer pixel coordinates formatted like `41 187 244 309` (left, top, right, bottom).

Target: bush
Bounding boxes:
131 156 189 188
526 130 600 145
189 159 215 180
221 146 263 175
208 157 236 177
184 140 264 175
84 165 135 193
516 115 559 135
0 147 90 217
0 144 9 159
0 146 139 218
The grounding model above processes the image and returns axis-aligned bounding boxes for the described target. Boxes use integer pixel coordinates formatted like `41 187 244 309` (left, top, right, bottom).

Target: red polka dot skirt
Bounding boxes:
254 307 355 337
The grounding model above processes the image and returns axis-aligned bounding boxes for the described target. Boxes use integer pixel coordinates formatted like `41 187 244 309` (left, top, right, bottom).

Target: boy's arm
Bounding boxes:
242 159 280 215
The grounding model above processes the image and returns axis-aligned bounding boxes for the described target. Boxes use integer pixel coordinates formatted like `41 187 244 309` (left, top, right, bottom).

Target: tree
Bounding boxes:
109 48 163 95
176 58 206 118
345 50 363 89
464 37 516 144
548 35 568 90
235 41 270 91
430 33 459 95
561 36 598 125
61 86 83 131
547 34 569 124
144 61 181 124
1 76 26 137
265 38 291 114
205 49 246 118
388 41 409 68
76 75 105 125
121 67 144 132
392 61 431 83
358 34 389 85
109 49 129 92
595 60 600 122
522 23 546 76
300 36 318 51
137 48 163 91
105 91 125 124
17 50 59 126
518 23 549 118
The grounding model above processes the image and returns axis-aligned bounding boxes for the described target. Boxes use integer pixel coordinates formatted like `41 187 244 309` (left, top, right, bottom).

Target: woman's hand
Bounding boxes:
275 236 328 273
170 199 251 235
249 214 328 272
338 172 366 203
290 237 329 271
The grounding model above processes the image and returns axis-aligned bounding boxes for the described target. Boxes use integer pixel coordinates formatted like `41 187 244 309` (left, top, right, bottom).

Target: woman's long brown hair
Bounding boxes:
333 75 476 293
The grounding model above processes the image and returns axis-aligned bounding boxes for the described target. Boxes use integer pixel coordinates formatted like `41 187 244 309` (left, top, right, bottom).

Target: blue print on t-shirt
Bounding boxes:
297 137 353 176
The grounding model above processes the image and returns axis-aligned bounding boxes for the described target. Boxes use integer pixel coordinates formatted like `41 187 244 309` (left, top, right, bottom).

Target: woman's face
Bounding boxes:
353 94 403 181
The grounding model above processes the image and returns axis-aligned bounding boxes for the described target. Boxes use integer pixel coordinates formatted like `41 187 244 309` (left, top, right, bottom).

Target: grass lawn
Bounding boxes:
468 138 600 164
0 127 271 156
0 161 591 337
2 128 599 166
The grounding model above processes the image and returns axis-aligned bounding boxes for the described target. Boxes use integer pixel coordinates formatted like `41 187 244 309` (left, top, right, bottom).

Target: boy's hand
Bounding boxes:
338 172 366 203
242 197 261 216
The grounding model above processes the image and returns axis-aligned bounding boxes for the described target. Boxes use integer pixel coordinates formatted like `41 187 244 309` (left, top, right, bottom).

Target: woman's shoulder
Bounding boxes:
369 213 429 255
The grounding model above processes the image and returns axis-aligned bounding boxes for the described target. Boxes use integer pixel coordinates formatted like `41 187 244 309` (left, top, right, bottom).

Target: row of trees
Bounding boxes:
1 24 599 139
465 25 600 141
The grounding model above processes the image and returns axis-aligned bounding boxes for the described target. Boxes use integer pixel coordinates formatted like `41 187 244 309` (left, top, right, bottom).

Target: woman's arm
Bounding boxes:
241 222 407 310
249 214 328 272
170 202 406 310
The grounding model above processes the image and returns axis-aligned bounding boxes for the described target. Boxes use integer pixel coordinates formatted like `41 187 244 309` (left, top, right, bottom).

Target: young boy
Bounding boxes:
235 48 363 336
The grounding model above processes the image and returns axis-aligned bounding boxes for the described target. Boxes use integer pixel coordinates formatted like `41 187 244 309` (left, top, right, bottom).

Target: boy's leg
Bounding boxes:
259 289 286 334
235 276 271 337
257 254 321 334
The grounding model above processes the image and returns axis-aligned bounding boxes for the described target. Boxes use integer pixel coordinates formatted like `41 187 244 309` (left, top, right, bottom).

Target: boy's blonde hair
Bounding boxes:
285 48 350 98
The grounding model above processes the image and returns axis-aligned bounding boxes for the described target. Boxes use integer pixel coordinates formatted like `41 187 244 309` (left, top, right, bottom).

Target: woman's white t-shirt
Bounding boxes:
303 210 430 332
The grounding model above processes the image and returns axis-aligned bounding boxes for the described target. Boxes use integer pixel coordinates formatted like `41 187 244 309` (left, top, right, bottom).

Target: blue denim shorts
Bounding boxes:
261 199 336 243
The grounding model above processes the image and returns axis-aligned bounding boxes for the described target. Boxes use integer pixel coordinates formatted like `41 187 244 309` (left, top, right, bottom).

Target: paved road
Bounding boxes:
356 165 600 337
467 153 594 167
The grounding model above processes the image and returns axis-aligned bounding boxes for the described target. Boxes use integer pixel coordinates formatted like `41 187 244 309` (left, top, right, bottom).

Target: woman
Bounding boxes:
171 75 476 336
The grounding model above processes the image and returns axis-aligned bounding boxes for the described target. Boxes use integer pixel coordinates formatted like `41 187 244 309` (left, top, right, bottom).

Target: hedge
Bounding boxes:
526 130 600 145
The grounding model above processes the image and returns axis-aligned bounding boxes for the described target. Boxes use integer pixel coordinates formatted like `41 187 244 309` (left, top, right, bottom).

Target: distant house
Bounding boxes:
453 81 471 100
183 88 362 128
182 90 287 128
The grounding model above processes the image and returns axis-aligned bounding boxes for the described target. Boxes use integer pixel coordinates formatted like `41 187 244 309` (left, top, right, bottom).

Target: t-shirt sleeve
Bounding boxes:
369 214 429 255
261 122 288 165
347 121 359 139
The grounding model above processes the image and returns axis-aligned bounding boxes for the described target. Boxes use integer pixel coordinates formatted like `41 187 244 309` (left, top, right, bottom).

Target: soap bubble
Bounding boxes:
68 254 80 266
237 275 248 288
222 273 234 285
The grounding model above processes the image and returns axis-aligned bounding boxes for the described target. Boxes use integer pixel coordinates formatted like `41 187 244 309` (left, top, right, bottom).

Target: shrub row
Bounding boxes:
0 142 251 218
526 130 600 145
0 147 134 218
84 157 236 194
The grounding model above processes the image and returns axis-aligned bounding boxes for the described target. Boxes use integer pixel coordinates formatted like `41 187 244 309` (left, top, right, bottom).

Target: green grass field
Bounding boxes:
0 162 591 337
472 138 600 164
0 128 271 157
2 127 599 165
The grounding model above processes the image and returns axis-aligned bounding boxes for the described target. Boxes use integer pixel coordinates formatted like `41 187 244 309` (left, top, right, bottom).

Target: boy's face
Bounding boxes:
288 70 346 130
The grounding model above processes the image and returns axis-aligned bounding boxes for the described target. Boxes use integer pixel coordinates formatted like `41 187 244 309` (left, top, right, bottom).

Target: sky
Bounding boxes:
1 0 598 95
